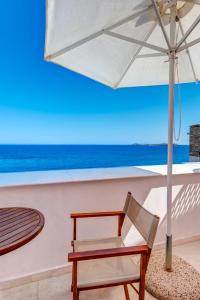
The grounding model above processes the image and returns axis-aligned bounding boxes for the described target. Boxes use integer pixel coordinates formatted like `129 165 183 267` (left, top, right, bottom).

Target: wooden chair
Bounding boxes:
68 192 160 300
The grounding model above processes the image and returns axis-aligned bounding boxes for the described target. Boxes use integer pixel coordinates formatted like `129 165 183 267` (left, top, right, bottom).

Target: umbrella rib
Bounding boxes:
185 0 200 5
151 0 171 50
176 13 200 51
178 20 198 82
45 6 152 60
114 22 158 88
137 53 167 58
104 31 167 54
177 36 200 52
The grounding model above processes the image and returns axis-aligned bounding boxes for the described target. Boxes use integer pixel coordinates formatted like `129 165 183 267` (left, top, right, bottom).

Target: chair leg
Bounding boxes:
73 289 78 300
72 262 78 300
139 253 148 300
123 284 130 300
139 280 145 300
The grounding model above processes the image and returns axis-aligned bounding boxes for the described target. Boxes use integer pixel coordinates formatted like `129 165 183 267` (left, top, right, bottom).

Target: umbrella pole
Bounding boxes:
166 53 175 271
166 4 176 272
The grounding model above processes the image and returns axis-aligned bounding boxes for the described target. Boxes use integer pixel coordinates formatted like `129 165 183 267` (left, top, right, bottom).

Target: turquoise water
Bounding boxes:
0 144 189 173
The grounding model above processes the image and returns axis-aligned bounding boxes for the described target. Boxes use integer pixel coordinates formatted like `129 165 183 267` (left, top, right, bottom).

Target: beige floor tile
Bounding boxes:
0 282 37 300
37 264 157 300
69 285 156 300
174 240 200 271
38 273 71 300
2 241 200 300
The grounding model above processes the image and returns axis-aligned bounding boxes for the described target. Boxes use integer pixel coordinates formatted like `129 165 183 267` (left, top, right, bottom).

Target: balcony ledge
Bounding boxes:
0 162 199 188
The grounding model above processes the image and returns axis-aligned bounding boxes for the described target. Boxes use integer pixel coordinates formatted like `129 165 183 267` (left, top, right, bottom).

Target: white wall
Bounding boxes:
1 172 200 283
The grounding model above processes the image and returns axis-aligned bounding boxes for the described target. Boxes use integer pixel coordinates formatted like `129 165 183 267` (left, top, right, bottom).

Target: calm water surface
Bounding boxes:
0 144 189 173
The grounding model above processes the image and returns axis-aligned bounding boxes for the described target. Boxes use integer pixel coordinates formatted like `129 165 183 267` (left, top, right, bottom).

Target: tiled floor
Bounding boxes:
1 240 200 300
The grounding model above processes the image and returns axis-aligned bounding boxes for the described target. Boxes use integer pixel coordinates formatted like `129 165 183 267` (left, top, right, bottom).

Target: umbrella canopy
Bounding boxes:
45 0 200 88
45 0 200 270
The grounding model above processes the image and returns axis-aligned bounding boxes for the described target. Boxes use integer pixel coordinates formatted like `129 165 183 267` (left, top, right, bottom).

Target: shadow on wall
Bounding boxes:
158 183 200 242
172 184 200 220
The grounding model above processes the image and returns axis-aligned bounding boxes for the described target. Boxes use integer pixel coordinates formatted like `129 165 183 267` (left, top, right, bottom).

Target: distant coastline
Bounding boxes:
0 143 188 146
131 143 188 146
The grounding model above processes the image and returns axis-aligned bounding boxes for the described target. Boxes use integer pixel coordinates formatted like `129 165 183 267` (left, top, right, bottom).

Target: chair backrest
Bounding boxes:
123 192 160 249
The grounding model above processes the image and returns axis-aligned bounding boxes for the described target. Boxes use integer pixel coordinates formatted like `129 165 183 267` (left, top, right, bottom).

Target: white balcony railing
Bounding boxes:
0 162 200 289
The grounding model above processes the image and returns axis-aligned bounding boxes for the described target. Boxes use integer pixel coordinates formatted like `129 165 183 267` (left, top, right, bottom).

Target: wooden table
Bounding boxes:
0 207 45 255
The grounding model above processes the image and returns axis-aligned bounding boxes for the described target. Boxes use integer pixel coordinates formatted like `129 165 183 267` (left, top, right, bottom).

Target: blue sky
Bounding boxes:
0 1 199 145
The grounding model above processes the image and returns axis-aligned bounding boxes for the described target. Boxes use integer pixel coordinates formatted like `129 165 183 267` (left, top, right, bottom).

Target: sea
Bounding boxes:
0 144 189 173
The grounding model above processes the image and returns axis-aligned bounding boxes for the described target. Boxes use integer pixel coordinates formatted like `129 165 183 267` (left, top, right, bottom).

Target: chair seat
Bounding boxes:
74 236 140 288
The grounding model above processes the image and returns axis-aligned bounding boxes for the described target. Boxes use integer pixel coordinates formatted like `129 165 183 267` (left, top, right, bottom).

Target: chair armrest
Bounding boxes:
68 245 149 262
71 211 125 219
71 211 125 240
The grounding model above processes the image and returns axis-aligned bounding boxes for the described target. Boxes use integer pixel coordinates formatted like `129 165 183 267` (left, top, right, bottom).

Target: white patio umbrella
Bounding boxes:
45 0 200 271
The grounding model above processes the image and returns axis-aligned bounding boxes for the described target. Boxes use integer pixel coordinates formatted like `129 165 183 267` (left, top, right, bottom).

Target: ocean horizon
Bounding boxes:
0 144 189 173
